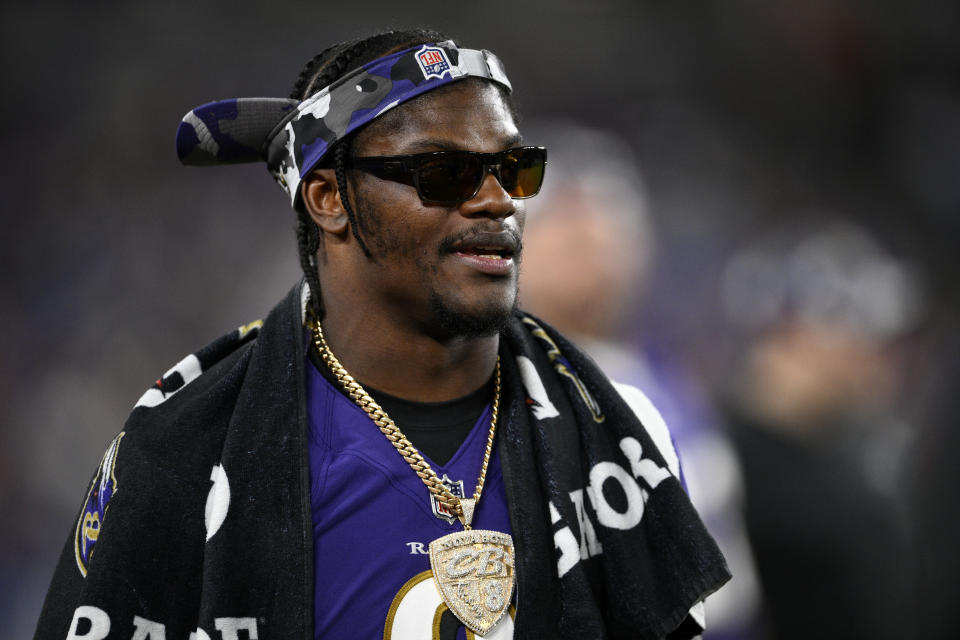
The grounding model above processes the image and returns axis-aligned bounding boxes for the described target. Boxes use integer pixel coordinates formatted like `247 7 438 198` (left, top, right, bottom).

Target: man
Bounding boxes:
36 30 728 640
719 222 913 640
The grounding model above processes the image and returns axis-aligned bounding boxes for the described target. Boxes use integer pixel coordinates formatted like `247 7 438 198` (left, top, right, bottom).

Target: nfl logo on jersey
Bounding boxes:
416 46 451 80
431 474 464 523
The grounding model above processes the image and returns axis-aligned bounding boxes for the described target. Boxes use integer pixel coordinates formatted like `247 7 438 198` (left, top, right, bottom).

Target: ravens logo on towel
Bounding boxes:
74 432 125 577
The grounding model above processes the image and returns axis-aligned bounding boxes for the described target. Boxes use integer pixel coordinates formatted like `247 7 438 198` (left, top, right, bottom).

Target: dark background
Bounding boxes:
3 1 958 636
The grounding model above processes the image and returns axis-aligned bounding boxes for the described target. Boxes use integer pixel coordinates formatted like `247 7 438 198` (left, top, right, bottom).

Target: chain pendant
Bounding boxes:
459 497 476 529
429 529 515 636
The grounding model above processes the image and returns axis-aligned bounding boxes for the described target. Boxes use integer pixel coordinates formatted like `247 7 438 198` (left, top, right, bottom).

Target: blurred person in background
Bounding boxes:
718 220 916 639
520 122 762 640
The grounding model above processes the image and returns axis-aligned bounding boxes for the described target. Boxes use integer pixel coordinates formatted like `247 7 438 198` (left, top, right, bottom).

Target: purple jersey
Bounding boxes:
306 362 515 639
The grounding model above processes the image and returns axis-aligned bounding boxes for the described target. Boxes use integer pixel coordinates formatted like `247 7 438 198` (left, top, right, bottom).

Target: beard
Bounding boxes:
428 289 517 339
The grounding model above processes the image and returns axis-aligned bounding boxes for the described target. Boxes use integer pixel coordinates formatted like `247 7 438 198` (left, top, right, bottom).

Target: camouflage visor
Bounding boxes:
175 41 513 207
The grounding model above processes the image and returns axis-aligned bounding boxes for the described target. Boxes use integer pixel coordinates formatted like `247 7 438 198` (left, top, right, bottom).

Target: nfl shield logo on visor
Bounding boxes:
417 45 451 80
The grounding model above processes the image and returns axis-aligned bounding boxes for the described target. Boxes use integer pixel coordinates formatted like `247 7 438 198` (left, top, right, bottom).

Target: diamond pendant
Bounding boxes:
429 528 515 636
428 498 514 636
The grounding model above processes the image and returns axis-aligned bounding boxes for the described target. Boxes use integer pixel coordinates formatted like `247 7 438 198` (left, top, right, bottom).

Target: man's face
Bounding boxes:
343 80 525 339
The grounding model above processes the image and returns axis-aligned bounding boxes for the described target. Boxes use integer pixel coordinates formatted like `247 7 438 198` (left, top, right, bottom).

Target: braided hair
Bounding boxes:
289 29 451 319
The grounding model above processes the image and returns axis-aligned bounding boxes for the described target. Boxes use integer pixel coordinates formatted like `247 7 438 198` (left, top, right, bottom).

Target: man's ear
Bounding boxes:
301 169 349 235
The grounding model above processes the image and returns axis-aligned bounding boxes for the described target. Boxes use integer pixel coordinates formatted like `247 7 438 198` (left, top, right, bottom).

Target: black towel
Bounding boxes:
35 284 729 639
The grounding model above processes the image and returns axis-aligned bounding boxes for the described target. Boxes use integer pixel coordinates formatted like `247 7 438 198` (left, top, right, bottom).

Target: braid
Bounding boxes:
296 208 324 317
288 28 452 317
334 143 372 258
287 44 338 100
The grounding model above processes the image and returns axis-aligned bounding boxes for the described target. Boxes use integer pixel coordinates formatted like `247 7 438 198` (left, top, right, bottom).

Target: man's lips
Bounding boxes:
444 230 521 276
445 230 520 257
451 251 514 275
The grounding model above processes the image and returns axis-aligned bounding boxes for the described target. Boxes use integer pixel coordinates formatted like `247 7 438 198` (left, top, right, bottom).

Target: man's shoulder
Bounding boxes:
131 320 264 412
98 321 268 485
508 310 683 478
76 293 303 530
130 283 305 418
610 381 681 478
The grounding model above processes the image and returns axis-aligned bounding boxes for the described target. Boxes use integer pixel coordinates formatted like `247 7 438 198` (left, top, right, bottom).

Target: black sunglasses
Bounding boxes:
349 146 547 205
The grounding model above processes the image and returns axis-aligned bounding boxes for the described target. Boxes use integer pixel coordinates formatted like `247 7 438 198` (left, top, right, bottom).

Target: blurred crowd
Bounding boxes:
522 117 953 639
3 1 958 638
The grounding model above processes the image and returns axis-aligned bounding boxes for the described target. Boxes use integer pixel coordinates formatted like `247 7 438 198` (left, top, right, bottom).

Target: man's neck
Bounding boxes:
317 307 500 403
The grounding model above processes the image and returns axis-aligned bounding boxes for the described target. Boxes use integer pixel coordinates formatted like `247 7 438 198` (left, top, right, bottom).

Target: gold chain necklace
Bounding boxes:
310 320 515 636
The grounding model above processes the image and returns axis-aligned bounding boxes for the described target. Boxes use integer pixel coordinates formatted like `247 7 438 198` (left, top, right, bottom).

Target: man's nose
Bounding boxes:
459 170 514 219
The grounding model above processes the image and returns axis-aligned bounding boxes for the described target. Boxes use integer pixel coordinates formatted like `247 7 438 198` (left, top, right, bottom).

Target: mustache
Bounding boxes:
437 224 523 258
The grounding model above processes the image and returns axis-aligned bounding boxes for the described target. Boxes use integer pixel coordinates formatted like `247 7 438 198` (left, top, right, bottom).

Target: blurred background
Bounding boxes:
3 1 958 638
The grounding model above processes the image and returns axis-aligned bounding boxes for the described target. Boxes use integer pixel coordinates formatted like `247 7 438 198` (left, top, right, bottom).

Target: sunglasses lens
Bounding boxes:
417 155 482 204
501 148 546 198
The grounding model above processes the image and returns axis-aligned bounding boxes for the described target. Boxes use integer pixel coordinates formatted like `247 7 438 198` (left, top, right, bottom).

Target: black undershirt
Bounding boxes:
307 343 492 465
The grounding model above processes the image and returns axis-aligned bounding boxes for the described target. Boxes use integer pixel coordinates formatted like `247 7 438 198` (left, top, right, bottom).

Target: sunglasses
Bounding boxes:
349 146 547 205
